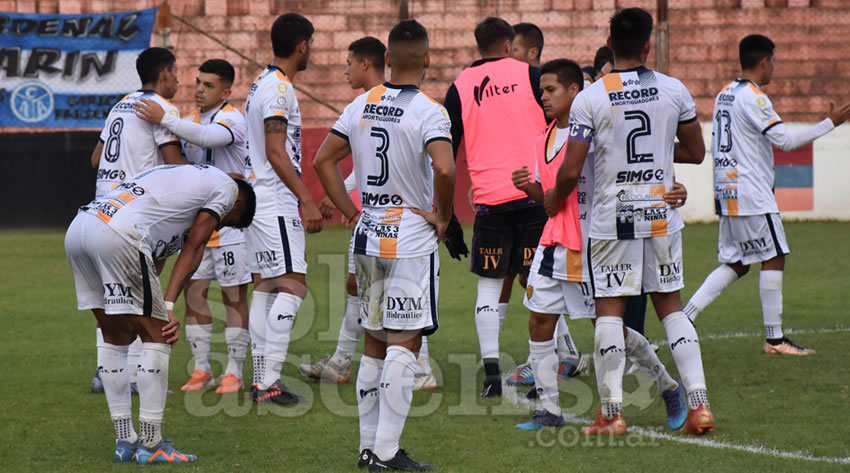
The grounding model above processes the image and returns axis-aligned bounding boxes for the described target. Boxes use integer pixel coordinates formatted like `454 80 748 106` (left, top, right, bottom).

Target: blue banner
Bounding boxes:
0 8 157 128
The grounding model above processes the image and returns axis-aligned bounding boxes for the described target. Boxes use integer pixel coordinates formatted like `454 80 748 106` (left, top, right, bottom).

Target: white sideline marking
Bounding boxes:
505 325 850 464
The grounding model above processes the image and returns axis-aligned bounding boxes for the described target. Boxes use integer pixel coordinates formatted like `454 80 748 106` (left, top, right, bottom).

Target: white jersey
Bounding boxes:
712 79 782 216
570 66 696 240
83 165 238 260
182 102 248 247
332 83 452 259
95 90 181 198
245 65 302 215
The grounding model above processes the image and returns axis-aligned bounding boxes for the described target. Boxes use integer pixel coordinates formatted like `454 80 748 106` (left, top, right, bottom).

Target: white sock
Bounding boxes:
760 270 784 339
99 343 138 443
475 277 503 360
594 316 625 419
556 315 580 361
96 327 104 346
418 336 429 363
624 327 677 393
225 327 250 379
137 343 171 448
497 302 509 329
357 355 384 453
333 295 363 361
127 337 143 384
684 264 740 322
374 346 417 462
186 323 213 372
263 292 302 388
530 339 560 416
249 291 272 386
662 312 707 394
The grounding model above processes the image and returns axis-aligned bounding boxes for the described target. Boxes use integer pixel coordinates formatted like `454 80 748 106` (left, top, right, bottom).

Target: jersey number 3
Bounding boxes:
367 126 390 187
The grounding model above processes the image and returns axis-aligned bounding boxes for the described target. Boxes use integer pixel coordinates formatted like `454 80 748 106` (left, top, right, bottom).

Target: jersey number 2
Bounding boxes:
624 110 653 164
367 127 390 186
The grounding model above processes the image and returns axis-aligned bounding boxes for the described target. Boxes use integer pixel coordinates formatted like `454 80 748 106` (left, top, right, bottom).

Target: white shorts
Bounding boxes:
65 212 167 321
589 232 684 298
355 251 440 335
718 213 789 265
244 214 307 278
529 244 587 282
348 230 356 275
523 271 595 319
191 243 252 287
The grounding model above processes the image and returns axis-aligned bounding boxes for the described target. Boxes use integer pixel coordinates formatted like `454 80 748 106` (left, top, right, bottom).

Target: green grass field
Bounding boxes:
2 222 849 472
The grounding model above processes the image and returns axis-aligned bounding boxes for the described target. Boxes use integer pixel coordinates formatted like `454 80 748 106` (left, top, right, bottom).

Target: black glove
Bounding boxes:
444 213 469 260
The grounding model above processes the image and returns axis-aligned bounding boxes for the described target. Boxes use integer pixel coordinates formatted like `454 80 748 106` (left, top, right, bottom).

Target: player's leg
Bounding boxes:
497 273 514 329
181 276 214 392
622 325 685 430
357 329 385 468
219 282 250 393
243 220 272 393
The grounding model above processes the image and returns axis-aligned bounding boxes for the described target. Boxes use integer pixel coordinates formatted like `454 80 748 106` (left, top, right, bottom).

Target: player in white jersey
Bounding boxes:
546 8 712 436
298 37 438 391
243 13 322 405
136 59 253 393
512 59 690 432
87 47 190 395
314 20 454 471
684 35 850 355
65 164 255 464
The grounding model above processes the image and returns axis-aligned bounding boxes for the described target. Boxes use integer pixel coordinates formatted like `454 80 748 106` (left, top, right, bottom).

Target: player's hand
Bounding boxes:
318 196 336 219
827 101 850 127
665 181 688 209
162 310 181 345
467 187 478 214
135 98 166 124
346 211 362 228
512 166 532 193
411 208 449 242
542 189 563 217
302 203 324 233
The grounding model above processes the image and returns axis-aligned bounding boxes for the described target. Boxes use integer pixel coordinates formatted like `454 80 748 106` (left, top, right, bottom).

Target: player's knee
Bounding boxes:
346 274 358 297
728 262 750 277
517 273 528 289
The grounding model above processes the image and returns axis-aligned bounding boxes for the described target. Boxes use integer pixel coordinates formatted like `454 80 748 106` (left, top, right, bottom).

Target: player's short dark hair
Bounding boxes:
739 34 775 70
271 13 314 58
513 22 544 57
474 17 515 54
233 178 256 229
609 8 654 61
593 45 614 73
387 19 429 70
540 59 584 92
136 47 175 84
349 36 386 70
198 59 235 85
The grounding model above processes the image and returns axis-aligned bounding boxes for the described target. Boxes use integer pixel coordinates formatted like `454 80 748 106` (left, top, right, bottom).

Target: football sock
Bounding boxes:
186 323 213 373
530 339 560 416
138 343 171 448
356 355 384 453
594 316 625 419
662 311 707 395
333 295 363 361
374 346 416 462
224 327 250 379
497 302 509 330
99 343 137 443
263 292 302 388
127 337 143 384
556 315 580 361
624 327 677 392
687 388 710 410
249 291 272 386
684 264 740 322
418 336 429 363
475 277 503 361
760 270 784 340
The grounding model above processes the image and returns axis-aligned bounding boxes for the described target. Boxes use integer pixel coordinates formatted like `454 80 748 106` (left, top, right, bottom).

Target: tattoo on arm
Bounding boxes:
264 120 287 134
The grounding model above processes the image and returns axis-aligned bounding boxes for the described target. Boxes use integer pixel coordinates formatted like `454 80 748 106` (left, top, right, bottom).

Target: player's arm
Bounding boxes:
136 98 235 148
313 132 360 225
318 172 357 219
764 102 850 151
674 120 705 164
664 181 688 208
160 142 192 165
412 140 456 240
160 210 219 343
443 84 464 158
90 140 104 168
546 129 590 217
264 119 323 232
512 166 544 203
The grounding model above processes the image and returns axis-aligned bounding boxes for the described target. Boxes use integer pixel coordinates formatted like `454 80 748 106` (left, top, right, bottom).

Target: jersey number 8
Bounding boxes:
104 117 124 163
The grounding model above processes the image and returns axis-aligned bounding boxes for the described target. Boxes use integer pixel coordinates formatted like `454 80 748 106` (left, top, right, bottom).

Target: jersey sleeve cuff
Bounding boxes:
216 122 236 146
330 128 349 142
263 116 288 124
199 208 222 223
425 136 452 146
761 120 783 135
157 140 181 150
678 116 698 125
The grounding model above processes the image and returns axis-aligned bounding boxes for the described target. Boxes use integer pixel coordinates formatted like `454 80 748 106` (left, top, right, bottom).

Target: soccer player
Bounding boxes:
65 164 256 463
593 45 614 78
546 8 712 435
314 19 454 471
88 47 190 394
684 35 850 354
511 59 689 431
135 59 252 392
511 22 543 68
445 17 575 398
243 13 323 405
299 37 438 391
